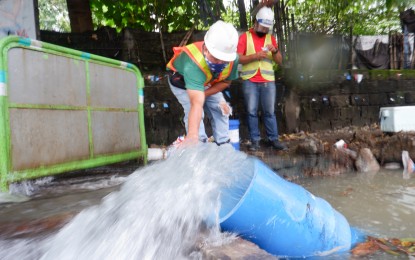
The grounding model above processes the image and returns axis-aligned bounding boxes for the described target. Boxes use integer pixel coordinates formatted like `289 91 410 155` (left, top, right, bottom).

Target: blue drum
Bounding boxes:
219 158 360 257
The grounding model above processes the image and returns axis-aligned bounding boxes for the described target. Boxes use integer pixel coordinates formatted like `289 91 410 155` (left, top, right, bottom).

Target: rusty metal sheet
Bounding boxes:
89 63 138 109
92 111 140 155
7 48 87 106
9 109 90 171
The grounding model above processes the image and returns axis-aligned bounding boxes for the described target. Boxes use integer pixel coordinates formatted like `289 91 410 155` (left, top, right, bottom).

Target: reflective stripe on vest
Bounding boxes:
166 41 234 87
241 32 275 81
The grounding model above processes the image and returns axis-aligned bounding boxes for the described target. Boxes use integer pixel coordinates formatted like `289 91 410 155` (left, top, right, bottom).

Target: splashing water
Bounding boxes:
40 143 253 260
9 177 54 196
0 177 55 203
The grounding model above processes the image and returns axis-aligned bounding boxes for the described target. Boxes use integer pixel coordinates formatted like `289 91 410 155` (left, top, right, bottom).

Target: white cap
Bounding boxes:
204 20 238 62
256 7 274 28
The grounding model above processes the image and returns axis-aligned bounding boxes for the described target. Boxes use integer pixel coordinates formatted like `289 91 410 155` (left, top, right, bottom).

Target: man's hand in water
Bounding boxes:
171 135 198 148
181 136 199 147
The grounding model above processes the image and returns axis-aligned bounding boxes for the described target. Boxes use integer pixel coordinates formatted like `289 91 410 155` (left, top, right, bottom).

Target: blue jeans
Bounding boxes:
168 78 230 144
242 80 279 142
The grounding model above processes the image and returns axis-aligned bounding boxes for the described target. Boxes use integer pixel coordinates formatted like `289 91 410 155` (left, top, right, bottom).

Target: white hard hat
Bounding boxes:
204 20 238 62
256 7 274 28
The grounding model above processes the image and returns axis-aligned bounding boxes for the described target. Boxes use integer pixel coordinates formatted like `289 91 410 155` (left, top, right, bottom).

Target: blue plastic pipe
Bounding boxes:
219 158 361 257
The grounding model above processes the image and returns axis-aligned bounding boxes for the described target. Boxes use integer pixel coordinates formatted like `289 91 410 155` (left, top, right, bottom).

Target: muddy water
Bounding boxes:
296 168 415 240
0 175 127 259
292 168 415 260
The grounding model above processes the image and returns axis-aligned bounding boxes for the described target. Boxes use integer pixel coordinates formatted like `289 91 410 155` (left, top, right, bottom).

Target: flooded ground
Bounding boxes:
297 168 415 239
0 146 414 259
295 168 415 260
0 176 125 259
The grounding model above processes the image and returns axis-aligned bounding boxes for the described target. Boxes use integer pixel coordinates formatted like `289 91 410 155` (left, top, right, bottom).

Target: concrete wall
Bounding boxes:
0 0 38 39
283 69 415 133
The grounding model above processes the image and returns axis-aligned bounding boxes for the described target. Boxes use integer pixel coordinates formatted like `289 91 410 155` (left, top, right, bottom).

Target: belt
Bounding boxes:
167 71 186 90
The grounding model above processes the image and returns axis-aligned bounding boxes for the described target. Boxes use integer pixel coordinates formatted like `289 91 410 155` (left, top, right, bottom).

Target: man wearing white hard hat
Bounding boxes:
167 21 239 145
237 6 287 151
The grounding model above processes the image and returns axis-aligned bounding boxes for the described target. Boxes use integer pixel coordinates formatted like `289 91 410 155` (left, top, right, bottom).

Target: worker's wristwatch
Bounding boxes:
272 49 279 54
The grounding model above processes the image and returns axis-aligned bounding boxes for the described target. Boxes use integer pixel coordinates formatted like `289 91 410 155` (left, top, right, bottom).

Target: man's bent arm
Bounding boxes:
187 89 205 141
205 80 231 97
272 49 283 65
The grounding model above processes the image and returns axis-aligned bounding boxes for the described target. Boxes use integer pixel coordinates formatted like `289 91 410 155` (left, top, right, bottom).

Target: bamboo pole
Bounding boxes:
291 13 297 69
179 26 195 47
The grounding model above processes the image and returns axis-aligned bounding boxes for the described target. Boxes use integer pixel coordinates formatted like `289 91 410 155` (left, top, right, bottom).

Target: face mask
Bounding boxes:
255 31 267 38
204 56 228 73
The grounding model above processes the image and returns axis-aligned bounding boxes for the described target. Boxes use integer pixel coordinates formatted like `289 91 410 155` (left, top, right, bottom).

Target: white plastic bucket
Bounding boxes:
229 119 240 150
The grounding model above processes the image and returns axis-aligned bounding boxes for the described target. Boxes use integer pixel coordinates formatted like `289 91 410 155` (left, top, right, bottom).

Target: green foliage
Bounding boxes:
37 0 415 35
38 0 70 32
89 0 222 32
221 1 251 28
286 0 413 35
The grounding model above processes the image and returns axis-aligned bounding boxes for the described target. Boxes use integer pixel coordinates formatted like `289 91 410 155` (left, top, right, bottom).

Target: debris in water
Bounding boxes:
351 236 415 257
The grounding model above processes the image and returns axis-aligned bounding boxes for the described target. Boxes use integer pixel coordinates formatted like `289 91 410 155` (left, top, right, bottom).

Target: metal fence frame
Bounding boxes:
0 36 147 191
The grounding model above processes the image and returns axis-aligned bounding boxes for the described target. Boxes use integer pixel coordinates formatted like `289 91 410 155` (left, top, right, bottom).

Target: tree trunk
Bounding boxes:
66 0 94 33
237 0 248 30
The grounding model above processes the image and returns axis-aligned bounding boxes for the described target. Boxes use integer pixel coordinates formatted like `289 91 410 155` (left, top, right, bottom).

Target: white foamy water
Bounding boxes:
0 177 55 203
39 143 252 260
9 177 54 197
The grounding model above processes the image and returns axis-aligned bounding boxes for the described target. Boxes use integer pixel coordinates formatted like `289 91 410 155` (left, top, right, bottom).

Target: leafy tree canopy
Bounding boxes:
38 0 70 32
286 0 415 35
37 0 415 35
89 0 225 32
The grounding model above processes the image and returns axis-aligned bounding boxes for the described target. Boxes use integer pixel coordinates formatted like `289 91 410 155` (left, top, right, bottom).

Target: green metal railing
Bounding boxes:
0 36 147 191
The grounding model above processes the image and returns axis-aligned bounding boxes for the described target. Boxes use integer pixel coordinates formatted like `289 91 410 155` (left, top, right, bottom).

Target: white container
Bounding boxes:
229 119 240 150
333 139 347 149
380 106 415 132
147 148 166 161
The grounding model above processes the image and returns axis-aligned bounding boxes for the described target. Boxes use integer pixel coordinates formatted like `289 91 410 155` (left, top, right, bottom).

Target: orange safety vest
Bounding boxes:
166 41 234 88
